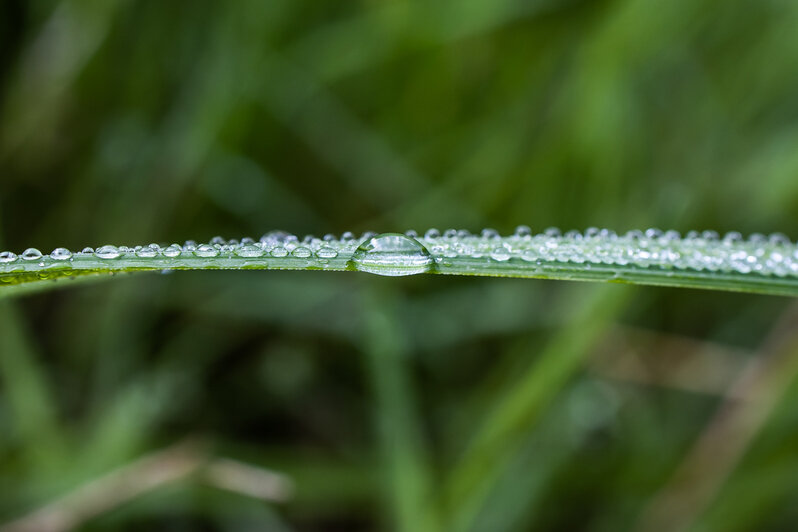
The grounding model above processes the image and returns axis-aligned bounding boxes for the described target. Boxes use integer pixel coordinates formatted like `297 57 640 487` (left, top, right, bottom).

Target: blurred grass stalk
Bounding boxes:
363 288 441 532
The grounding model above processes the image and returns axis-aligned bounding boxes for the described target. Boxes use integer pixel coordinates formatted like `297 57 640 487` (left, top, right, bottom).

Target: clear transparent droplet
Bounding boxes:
22 248 43 261
316 247 338 259
0 251 17 263
234 244 264 258
292 247 312 258
195 244 219 258
135 246 158 258
163 244 181 258
50 248 72 260
351 233 433 277
95 245 120 259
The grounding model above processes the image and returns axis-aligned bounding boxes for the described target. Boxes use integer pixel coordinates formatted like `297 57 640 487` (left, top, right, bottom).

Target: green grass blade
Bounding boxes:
363 289 442 532
1 228 797 297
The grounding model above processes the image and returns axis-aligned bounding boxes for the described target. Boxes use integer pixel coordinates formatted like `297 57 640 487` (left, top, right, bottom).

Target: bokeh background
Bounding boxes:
2 0 798 530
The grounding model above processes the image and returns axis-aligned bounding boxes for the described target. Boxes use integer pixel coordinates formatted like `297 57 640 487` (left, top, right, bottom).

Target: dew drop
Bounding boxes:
481 228 500 239
292 247 312 258
195 244 219 258
95 245 120 259
351 233 433 276
271 246 289 258
316 247 338 259
50 248 72 260
514 225 532 237
81 247 94 254
490 247 512 262
163 244 182 258
234 244 264 258
0 251 18 263
135 246 158 258
22 248 43 261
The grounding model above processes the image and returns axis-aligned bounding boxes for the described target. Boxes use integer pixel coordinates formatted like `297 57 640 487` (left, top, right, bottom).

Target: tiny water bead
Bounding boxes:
50 248 73 260
351 233 434 277
195 244 219 258
0 251 17 263
95 245 120 259
21 248 43 261
163 244 182 257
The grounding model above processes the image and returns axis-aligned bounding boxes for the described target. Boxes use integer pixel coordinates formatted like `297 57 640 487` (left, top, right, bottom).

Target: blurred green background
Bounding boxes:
2 0 798 530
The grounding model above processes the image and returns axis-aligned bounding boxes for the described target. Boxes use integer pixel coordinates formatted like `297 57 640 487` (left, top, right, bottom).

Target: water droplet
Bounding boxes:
22 248 43 261
424 228 441 239
490 247 512 261
514 225 532 237
316 247 338 259
351 233 433 276
195 244 219 258
481 228 500 239
95 245 120 259
341 231 356 242
50 248 72 260
235 244 264 258
163 244 182 257
0 251 17 263
81 247 94 254
271 246 288 258
261 231 297 245
210 236 226 245
135 246 158 258
292 247 312 258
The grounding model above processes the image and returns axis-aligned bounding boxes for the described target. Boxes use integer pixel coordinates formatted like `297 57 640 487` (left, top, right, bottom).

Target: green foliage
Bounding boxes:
2 0 798 531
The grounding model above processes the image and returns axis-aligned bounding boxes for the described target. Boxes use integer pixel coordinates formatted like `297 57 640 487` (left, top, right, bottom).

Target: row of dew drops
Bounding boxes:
0 227 797 277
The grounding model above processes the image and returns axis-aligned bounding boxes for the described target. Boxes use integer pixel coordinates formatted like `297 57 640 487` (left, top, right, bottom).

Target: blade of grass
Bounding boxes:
2 229 798 297
362 288 442 532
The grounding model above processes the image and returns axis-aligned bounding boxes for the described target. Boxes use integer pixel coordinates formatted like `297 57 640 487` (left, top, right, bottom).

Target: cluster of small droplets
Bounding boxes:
417 227 798 277
0 231 379 267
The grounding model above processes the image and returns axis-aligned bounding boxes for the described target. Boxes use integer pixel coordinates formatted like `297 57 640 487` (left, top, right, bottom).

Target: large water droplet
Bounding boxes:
351 233 433 277
95 245 120 259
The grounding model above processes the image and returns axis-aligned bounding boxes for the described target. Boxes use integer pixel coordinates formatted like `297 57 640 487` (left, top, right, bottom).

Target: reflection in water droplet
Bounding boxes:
22 248 43 261
316 247 338 259
0 251 18 263
51 248 73 260
96 245 120 259
135 246 158 258
163 244 182 257
351 233 433 276
195 244 219 258
235 244 264 258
